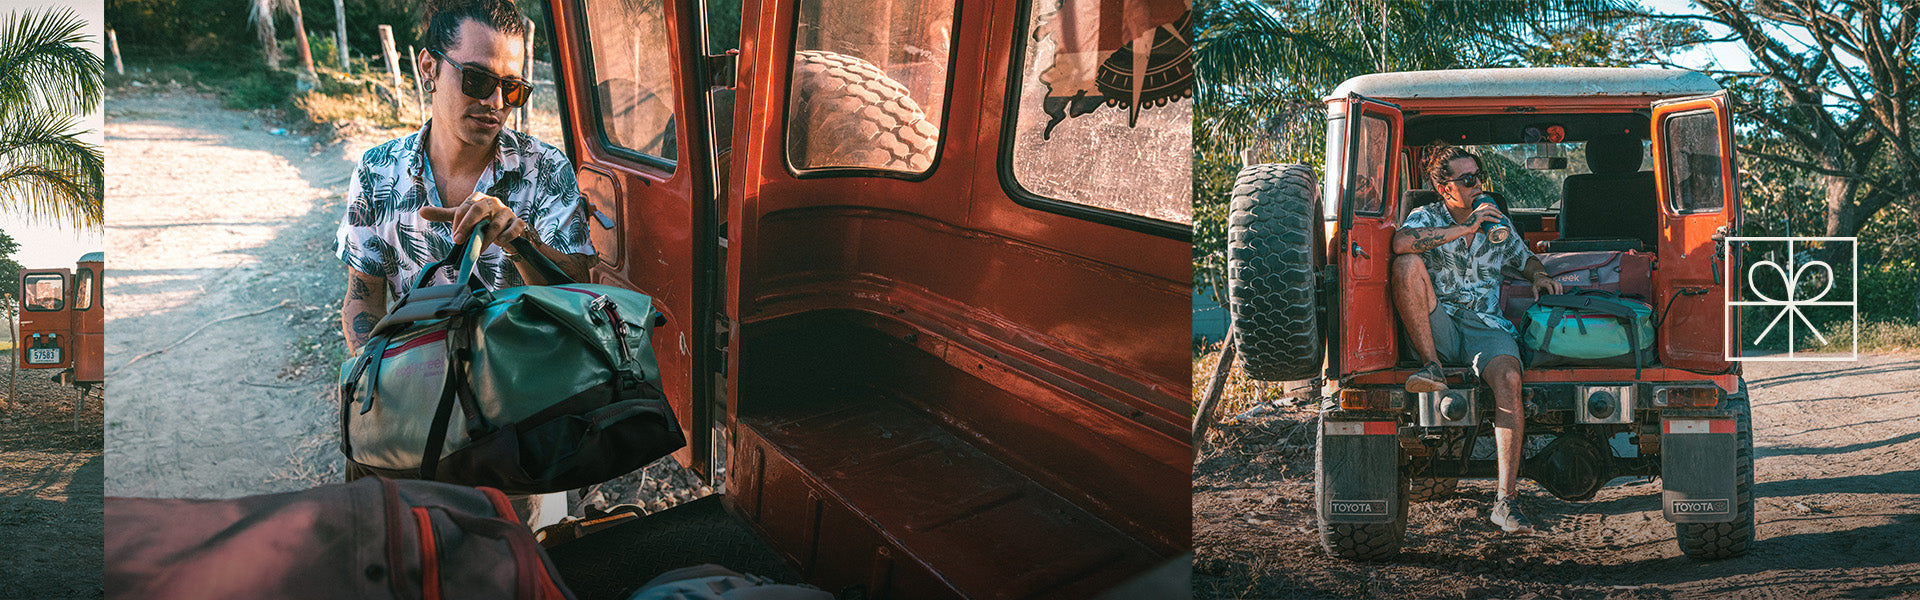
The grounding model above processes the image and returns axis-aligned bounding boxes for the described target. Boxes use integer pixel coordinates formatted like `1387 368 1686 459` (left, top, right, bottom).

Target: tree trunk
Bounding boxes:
289 0 317 79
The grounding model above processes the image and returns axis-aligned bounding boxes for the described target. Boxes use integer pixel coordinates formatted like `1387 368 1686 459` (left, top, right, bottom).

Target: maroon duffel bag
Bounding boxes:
107 476 573 600
1501 249 1654 327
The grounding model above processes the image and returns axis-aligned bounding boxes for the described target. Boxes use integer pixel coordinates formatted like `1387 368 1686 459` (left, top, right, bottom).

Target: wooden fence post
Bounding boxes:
334 0 349 71
106 29 125 75
379 25 404 113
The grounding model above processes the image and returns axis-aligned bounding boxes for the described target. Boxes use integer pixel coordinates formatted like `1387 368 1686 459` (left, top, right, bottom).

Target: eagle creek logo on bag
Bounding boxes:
1726 237 1857 361
1328 500 1388 516
1670 499 1731 515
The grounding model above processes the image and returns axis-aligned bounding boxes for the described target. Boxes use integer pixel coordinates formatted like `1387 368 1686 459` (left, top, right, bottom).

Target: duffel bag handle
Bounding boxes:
413 171 578 290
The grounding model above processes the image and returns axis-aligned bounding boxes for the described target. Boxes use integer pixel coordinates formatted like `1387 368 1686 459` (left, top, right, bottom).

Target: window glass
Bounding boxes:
1351 114 1389 215
582 0 678 163
1007 0 1190 223
1458 141 1651 211
786 0 954 173
23 274 63 312
74 269 93 311
1664 110 1723 212
1321 115 1344 222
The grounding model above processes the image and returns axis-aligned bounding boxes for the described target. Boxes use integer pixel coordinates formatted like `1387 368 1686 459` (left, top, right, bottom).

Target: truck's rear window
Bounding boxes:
580 0 679 165
1004 0 1191 226
784 0 955 175
24 273 63 312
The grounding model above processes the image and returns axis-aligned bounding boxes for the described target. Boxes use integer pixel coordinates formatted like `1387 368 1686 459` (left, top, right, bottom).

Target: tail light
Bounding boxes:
1653 385 1720 408
1339 388 1405 411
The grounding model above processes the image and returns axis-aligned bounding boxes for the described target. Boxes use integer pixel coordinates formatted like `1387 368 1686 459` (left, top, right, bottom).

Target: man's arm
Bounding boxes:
1391 202 1504 254
1391 225 1472 255
343 267 388 355
508 240 594 285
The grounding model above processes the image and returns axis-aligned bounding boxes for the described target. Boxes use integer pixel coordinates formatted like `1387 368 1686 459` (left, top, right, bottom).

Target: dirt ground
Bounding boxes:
1194 354 1920 600
0 369 104 599
103 88 705 510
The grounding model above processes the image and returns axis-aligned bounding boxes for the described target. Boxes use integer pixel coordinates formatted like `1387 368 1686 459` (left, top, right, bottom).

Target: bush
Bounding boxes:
223 69 298 110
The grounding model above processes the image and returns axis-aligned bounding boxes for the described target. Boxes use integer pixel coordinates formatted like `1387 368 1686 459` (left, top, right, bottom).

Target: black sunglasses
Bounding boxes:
430 48 532 108
1442 170 1488 187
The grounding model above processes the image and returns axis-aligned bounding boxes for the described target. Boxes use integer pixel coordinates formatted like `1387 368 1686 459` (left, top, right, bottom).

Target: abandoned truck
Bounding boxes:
1228 68 1754 560
534 0 1193 596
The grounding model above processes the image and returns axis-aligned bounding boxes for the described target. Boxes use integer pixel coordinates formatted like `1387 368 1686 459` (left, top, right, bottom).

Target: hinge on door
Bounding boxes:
705 50 740 90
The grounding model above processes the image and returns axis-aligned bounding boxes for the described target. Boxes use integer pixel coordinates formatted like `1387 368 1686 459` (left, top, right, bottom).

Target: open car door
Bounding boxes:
1650 92 1738 372
550 0 726 475
1331 94 1403 377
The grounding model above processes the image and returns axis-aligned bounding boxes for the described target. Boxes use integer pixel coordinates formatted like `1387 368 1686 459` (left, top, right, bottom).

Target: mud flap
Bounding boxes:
1661 418 1738 523
1319 420 1400 524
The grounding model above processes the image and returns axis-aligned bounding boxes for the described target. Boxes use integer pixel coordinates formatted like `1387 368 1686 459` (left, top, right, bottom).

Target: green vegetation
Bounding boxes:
1197 0 1920 349
0 8 105 231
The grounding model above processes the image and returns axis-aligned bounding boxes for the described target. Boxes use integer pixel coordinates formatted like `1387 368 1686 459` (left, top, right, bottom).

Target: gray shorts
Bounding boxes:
1428 304 1520 377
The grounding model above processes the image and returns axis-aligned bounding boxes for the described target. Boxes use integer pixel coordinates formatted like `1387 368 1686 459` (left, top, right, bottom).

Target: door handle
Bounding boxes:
1351 242 1370 259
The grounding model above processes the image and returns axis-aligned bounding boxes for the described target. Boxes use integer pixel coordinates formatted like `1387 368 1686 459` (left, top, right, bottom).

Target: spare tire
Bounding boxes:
1228 163 1324 381
787 50 938 172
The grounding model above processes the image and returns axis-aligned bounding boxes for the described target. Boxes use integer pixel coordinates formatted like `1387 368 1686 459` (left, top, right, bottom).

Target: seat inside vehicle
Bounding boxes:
1559 133 1658 250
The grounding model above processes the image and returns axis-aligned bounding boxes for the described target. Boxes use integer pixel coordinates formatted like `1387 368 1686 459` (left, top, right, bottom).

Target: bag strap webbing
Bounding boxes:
419 322 470 481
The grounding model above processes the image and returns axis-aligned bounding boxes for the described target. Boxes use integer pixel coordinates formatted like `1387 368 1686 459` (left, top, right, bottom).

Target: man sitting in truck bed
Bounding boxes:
1391 142 1562 534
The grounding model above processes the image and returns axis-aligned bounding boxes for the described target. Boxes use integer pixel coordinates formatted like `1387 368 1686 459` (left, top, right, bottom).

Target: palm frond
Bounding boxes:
0 112 103 228
0 8 102 120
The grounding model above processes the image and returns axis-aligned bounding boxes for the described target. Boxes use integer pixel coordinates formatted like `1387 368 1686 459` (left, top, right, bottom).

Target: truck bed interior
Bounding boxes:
725 309 1170 600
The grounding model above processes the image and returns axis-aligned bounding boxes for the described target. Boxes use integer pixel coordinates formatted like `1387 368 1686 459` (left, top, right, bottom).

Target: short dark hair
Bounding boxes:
1423 141 1482 186
421 0 529 53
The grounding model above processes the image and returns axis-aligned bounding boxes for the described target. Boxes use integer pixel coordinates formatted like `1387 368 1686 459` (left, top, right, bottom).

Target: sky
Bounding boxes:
0 0 104 270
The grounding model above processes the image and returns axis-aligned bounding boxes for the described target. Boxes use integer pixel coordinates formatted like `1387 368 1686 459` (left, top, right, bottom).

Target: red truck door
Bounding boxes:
1331 94 1403 377
17 269 73 371
1650 92 1737 372
548 0 725 474
74 254 104 383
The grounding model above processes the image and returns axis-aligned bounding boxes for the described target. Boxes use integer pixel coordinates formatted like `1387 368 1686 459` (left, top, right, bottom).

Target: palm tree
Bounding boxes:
0 7 104 230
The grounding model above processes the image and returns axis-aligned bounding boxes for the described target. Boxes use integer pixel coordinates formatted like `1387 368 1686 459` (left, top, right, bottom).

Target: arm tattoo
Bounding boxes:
351 312 378 341
1408 228 1448 253
348 276 371 301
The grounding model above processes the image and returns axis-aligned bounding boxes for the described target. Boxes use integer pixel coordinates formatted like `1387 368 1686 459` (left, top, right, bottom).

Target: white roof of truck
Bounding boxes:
1328 68 1721 101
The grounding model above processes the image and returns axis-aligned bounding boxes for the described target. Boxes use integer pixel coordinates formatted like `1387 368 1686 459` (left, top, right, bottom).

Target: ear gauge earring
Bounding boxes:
424 79 435 93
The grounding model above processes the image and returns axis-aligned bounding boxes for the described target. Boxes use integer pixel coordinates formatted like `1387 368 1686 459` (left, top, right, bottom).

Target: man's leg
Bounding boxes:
1484 354 1525 497
1391 254 1441 365
1483 352 1534 533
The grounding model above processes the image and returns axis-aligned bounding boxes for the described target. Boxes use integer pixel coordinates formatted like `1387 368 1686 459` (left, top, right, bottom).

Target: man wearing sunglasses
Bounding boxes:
335 0 594 526
1390 143 1561 535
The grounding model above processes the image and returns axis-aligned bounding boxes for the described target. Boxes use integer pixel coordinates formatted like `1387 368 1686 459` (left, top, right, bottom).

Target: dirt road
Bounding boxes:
1194 354 1920 599
104 89 362 497
1 372 104 598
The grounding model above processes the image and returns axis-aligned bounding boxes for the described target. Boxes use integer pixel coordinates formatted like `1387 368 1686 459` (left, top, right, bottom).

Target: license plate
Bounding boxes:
26 348 59 364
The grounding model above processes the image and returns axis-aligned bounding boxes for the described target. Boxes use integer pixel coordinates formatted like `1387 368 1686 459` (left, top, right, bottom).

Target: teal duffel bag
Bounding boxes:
1520 291 1656 377
339 220 683 495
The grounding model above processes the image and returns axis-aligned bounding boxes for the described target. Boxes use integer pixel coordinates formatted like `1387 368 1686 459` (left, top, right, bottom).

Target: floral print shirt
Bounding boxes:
1400 201 1537 336
336 122 595 295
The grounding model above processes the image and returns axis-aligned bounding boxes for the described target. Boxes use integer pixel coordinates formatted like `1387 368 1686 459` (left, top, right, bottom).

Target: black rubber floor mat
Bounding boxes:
546 494 801 600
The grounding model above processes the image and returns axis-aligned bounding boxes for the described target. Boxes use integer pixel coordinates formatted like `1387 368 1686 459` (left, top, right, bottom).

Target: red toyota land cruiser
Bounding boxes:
535 0 1193 596
1228 68 1753 560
